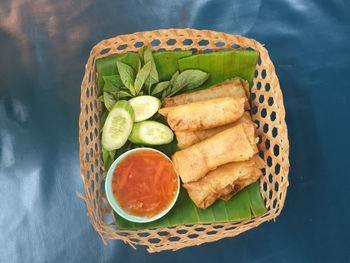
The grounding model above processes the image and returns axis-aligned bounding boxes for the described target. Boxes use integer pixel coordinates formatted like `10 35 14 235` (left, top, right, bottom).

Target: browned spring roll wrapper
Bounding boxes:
183 155 263 209
163 77 250 110
176 112 253 149
159 97 245 131
172 123 258 183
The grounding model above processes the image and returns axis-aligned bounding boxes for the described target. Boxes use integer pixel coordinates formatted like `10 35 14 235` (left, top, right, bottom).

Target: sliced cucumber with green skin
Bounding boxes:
129 96 161 122
129 121 174 145
102 100 134 150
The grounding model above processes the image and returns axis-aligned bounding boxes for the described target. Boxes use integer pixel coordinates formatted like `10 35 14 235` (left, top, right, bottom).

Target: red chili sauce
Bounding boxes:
112 149 178 218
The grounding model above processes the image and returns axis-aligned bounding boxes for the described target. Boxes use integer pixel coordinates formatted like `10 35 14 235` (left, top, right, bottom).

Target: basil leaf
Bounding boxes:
103 75 123 92
102 146 115 171
170 70 209 96
170 70 179 85
143 46 159 83
99 110 109 133
118 90 132 98
161 85 172 100
134 61 151 95
116 61 136 95
96 95 104 102
152 81 170 95
103 92 117 111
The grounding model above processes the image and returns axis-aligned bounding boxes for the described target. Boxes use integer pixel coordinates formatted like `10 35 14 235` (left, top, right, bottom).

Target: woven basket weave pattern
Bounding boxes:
78 29 290 253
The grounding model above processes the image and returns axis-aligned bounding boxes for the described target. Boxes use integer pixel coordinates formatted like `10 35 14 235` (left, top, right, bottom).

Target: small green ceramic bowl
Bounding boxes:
105 147 180 223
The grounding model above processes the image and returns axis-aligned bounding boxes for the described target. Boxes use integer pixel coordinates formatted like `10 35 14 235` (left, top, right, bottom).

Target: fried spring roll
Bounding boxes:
163 77 250 110
183 156 263 209
172 123 258 183
159 97 245 131
176 112 254 149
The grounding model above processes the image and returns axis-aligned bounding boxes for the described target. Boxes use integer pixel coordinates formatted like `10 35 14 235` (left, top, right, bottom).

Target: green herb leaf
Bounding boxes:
143 46 159 83
118 90 132 98
103 75 123 93
96 95 104 102
170 70 209 96
103 92 117 111
151 81 170 95
170 70 179 85
134 61 151 95
116 61 136 95
102 146 115 171
161 85 172 100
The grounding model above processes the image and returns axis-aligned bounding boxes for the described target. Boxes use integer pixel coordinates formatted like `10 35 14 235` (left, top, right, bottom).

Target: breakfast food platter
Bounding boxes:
78 29 290 252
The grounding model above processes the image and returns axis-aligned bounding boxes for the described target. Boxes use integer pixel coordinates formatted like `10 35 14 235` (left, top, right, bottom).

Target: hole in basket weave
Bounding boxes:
90 164 94 173
177 229 188 234
85 136 89 146
195 227 205 232
268 97 274 106
267 156 273 167
261 70 266 79
198 40 209 46
275 163 281 174
270 112 276 121
89 132 93 142
89 116 93 126
137 232 150 237
100 48 110 55
231 44 240 49
257 56 262 65
94 113 98 124
85 105 88 114
203 49 214 54
265 139 270 149
85 120 88 131
261 108 267 118
188 234 199 238
183 39 193 45
95 171 99 182
263 123 269 133
85 153 89 162
268 174 273 183
157 48 166 52
207 231 218 235
254 119 260 129
148 238 161 244
246 47 255 51
213 225 224 229
257 135 262 144
86 89 89 98
87 171 90 180
269 190 273 199
273 144 280 157
251 92 256 101
117 44 127 50
259 150 264 160
174 48 183 52
263 182 267 191
151 39 161 47
259 95 265 103
254 70 258 78
275 182 279 192
265 83 271 91
91 180 95 192
252 105 258 115
272 199 277 208
158 231 170 236
215 42 225 47
257 82 262 90
272 127 278 138
166 39 177 45
134 42 144 48
169 237 181 242
190 48 198 54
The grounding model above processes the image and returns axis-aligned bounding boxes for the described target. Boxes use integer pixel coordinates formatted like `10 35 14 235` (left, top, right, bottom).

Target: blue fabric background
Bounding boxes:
0 0 349 262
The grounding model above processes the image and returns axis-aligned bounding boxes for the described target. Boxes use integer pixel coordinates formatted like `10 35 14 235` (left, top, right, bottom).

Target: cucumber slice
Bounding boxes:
129 121 174 145
102 100 134 150
129 96 161 122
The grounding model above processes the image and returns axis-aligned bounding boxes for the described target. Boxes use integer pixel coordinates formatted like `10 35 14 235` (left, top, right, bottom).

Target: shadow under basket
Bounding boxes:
77 29 290 253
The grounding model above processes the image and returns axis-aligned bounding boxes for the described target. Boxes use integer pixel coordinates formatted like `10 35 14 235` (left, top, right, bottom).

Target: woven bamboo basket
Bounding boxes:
77 29 290 253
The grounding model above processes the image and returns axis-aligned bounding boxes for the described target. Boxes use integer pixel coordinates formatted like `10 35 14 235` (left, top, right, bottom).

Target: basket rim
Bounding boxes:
78 28 290 252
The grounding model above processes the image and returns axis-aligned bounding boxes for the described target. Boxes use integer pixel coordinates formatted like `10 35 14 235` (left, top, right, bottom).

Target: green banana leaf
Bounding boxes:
96 50 266 230
178 50 259 89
